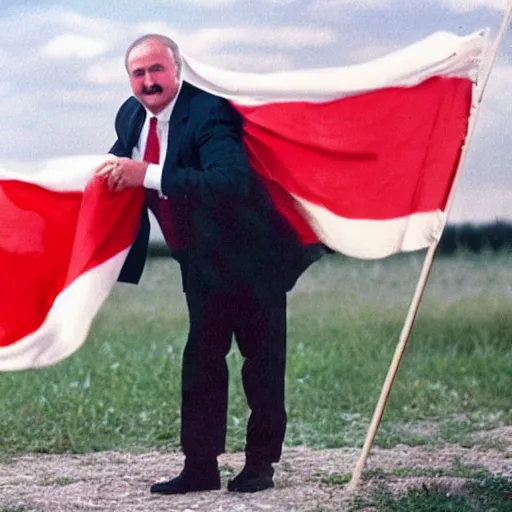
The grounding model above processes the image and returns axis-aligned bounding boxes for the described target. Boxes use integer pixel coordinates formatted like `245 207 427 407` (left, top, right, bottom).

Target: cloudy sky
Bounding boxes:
0 0 510 224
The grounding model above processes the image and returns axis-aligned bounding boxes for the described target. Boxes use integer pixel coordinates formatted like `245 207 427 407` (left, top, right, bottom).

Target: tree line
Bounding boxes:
438 221 512 255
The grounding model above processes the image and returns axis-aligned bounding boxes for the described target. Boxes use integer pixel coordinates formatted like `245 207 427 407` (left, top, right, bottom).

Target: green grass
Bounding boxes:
1 252 511 454
318 458 491 487
349 474 512 511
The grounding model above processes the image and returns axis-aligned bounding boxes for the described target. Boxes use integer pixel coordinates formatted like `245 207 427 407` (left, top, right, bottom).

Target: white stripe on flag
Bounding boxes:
0 250 129 371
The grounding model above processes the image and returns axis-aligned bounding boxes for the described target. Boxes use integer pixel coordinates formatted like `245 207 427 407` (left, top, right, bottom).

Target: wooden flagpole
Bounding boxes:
347 2 512 492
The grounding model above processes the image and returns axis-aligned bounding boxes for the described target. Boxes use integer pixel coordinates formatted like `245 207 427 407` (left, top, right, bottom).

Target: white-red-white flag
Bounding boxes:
0 30 487 370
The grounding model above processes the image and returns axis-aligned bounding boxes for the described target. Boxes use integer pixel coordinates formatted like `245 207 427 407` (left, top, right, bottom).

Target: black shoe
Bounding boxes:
227 464 275 493
150 470 221 495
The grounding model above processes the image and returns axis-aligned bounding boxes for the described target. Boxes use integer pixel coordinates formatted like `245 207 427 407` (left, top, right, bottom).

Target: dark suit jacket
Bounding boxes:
110 82 324 297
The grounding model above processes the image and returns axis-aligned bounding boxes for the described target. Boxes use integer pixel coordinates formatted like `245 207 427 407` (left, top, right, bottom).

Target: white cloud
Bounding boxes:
0 48 11 62
202 52 295 71
449 184 512 223
47 10 118 34
134 22 187 42
309 0 394 12
0 94 37 117
443 0 509 13
42 89 124 105
483 64 512 112
87 57 126 85
41 34 109 59
475 64 512 133
0 9 123 44
183 26 337 56
0 83 11 96
346 41 400 63
453 61 511 201
184 0 236 7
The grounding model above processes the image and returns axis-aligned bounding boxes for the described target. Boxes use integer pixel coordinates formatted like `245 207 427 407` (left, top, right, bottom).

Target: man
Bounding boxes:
96 34 324 495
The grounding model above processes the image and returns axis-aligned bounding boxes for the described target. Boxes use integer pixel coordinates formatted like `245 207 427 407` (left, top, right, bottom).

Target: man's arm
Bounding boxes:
97 96 253 203
106 105 150 285
96 98 148 189
109 139 130 158
160 98 253 207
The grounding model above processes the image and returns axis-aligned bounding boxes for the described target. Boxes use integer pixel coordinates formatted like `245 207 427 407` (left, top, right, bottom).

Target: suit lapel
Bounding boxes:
127 104 146 151
163 83 191 168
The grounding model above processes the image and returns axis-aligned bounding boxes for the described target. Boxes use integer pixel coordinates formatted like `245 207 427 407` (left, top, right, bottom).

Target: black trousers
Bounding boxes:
180 281 287 464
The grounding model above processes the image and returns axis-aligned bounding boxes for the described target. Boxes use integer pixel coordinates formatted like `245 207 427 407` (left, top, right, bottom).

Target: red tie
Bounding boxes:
144 117 160 164
143 117 183 250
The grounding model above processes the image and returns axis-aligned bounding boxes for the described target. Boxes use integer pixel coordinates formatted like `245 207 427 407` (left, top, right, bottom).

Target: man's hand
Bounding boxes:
95 157 149 192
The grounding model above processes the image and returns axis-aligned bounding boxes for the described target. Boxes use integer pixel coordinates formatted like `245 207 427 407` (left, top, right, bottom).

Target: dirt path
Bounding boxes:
1 427 511 512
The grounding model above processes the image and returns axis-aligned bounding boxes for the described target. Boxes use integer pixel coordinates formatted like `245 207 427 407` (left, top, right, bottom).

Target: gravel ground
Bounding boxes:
1 426 511 512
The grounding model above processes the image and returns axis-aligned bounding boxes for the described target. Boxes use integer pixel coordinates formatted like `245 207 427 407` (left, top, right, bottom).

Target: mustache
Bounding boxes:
142 84 163 95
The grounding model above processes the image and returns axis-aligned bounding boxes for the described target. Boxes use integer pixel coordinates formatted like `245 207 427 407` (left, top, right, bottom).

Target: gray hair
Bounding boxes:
125 34 182 77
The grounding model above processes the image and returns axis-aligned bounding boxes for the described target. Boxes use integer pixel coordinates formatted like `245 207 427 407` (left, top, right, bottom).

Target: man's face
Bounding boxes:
127 39 180 114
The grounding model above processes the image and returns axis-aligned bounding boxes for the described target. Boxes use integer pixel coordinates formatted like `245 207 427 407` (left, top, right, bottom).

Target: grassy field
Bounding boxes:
348 474 512 511
1 251 511 456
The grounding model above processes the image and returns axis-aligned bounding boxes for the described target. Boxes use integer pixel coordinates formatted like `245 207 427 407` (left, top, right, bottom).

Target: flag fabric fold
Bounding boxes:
0 30 487 370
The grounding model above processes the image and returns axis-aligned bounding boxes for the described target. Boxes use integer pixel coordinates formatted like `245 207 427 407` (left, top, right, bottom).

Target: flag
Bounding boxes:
0 30 487 370
184 29 486 258
0 157 144 370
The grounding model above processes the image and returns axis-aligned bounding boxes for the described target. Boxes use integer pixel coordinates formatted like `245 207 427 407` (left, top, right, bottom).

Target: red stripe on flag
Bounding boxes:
0 178 143 348
232 76 472 241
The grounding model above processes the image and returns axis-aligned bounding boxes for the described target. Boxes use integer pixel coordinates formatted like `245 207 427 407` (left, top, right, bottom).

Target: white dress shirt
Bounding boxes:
131 84 182 193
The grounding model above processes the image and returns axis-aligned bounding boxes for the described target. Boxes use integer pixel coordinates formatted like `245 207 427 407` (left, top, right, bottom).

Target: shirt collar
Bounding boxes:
143 79 183 123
